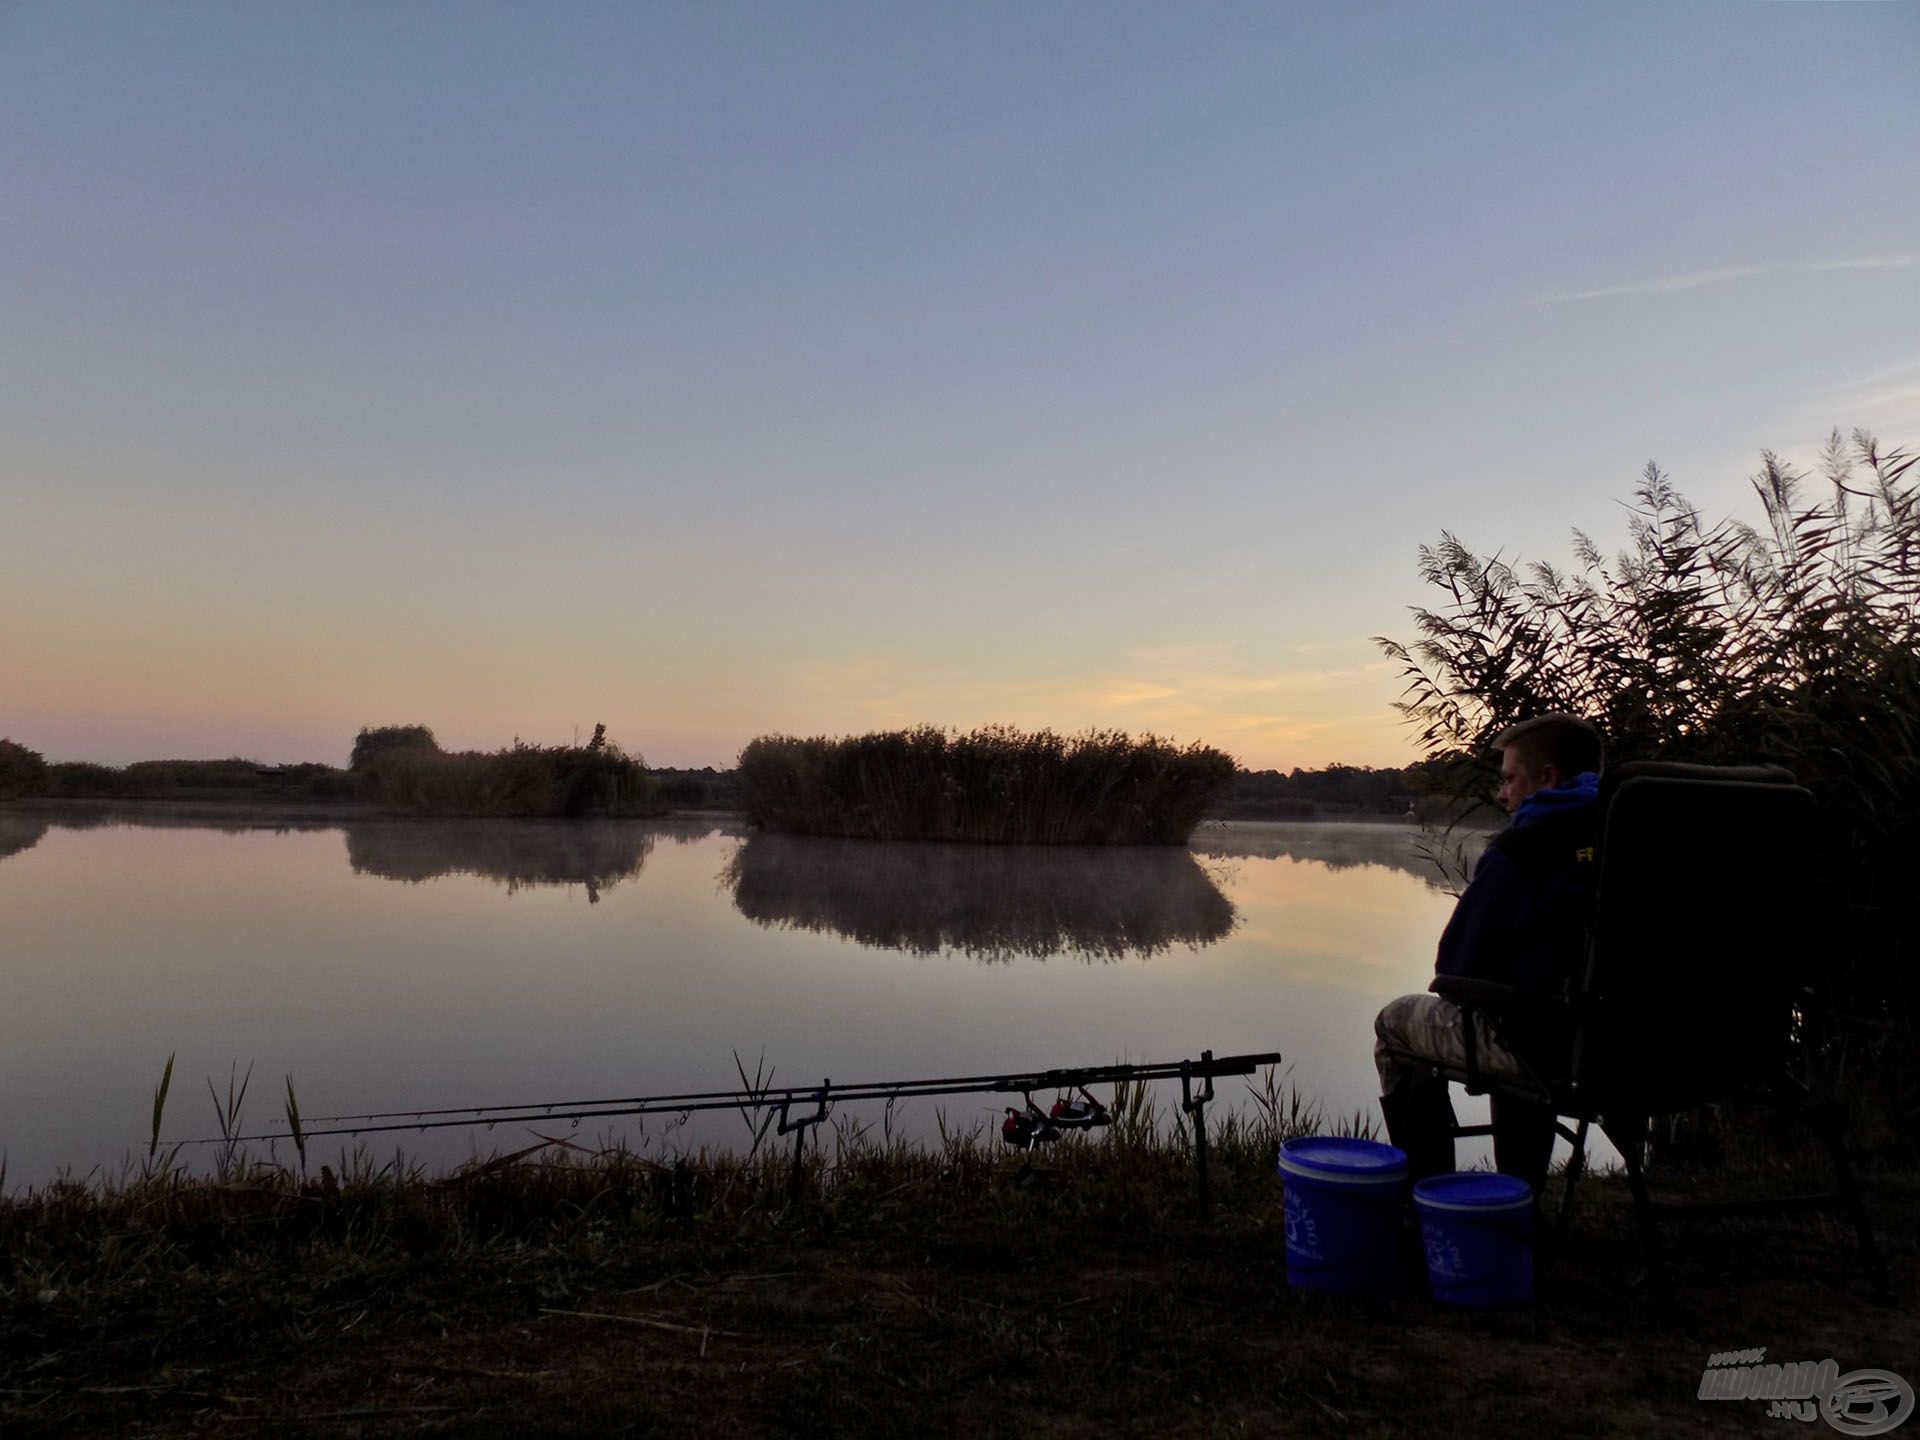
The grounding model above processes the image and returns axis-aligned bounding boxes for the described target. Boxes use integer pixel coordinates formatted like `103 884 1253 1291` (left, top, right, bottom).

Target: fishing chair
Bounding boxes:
1428 761 1889 1307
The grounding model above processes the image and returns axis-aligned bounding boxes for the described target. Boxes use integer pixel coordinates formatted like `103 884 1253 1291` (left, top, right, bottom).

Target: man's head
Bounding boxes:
1492 713 1603 814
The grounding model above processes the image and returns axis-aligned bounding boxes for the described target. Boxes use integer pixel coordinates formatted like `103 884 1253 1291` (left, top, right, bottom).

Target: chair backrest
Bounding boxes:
1574 761 1817 1114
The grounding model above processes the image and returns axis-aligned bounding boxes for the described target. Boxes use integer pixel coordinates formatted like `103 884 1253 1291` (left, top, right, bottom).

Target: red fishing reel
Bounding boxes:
1001 1105 1058 1149
1002 1086 1112 1148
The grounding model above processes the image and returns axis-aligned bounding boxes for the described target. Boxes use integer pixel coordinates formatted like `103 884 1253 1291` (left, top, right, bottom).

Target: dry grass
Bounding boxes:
3 1080 1910 1438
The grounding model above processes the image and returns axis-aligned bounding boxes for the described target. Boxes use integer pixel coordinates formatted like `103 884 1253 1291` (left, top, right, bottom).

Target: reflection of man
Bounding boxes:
1373 714 1604 1194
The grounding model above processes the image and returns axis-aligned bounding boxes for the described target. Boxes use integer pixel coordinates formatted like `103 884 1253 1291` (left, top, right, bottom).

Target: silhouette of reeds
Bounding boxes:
736 725 1235 845
1378 430 1920 1129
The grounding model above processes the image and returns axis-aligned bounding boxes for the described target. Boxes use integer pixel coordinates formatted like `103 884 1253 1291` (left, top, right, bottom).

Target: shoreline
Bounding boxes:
1 796 741 825
4 797 1434 829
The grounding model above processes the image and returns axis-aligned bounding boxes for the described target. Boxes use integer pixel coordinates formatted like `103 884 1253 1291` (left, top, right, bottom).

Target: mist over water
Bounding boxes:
0 809 1489 1186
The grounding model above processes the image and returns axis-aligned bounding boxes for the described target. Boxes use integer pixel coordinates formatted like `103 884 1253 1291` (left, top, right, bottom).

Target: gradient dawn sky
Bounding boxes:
5 4 1918 772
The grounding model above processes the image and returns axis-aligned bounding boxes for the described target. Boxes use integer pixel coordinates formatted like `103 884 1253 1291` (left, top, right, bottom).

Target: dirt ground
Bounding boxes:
5 1159 1912 1439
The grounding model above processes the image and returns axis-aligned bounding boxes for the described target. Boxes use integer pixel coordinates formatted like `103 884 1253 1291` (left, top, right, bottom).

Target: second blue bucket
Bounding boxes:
1413 1172 1534 1306
1277 1137 1408 1295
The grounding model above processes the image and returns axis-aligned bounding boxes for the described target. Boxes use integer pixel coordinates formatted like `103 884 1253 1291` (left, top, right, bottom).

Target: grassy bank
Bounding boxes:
4 1092 1912 1438
737 726 1237 844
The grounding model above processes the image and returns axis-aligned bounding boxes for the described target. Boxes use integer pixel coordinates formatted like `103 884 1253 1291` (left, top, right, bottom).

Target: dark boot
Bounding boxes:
1379 1084 1458 1182
1491 1095 1556 1200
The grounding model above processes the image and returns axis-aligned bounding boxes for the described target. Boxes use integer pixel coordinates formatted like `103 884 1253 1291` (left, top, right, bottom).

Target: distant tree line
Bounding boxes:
4 731 1457 824
0 741 358 803
1207 759 1462 820
0 725 665 818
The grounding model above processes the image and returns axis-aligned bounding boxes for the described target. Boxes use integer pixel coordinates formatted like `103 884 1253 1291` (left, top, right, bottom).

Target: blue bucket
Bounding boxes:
1277 1137 1408 1295
1413 1173 1534 1307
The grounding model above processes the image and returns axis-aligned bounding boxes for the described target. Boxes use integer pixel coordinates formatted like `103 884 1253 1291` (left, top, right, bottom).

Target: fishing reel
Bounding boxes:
1000 1086 1111 1149
1000 1105 1057 1149
1048 1086 1112 1131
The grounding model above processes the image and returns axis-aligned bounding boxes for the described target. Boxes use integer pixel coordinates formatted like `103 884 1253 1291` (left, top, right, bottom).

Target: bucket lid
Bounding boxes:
1413 1172 1533 1212
1278 1136 1408 1183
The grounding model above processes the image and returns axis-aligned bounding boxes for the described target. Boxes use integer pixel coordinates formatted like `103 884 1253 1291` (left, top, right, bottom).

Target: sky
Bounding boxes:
3 3 1917 772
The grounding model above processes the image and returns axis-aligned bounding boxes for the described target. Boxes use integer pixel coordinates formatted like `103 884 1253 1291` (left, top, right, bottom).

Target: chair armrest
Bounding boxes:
1429 975 1571 1014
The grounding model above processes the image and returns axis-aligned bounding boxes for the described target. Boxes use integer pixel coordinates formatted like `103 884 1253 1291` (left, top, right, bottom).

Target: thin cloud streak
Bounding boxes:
1537 255 1920 305
1797 353 1920 434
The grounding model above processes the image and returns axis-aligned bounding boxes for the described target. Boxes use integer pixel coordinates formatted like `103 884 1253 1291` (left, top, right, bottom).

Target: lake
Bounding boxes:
0 806 1508 1187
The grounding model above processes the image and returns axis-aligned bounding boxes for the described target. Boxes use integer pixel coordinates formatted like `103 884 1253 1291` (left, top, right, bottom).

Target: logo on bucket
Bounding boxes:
1697 1349 1914 1434
1422 1229 1467 1282
1283 1186 1323 1262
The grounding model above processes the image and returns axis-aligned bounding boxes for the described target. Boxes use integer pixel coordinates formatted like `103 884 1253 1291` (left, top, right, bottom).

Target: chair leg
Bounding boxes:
1491 1094 1556 1200
1555 1118 1589 1237
1379 1081 1458 1182
1606 1115 1673 1317
1809 1102 1891 1303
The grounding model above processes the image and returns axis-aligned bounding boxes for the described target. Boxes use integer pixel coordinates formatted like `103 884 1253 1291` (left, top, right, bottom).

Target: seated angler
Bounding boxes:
1373 713 1604 1196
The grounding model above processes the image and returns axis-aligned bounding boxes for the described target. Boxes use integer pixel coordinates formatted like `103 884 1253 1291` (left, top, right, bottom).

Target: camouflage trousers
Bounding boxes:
1373 992 1551 1102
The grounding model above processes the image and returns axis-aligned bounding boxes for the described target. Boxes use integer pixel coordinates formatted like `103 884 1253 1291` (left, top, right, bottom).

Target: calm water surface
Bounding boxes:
0 807 1505 1186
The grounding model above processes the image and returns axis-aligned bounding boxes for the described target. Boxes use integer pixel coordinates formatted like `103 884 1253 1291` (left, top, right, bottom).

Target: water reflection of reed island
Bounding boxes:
724 834 1236 962
0 809 49 862
345 819 722 902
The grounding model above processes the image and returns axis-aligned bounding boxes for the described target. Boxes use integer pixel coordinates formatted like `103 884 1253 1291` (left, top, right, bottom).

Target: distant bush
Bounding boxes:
46 762 136 799
1212 763 1430 820
258 763 361 802
649 766 742 811
0 739 50 799
359 730 661 818
350 725 441 772
43 758 334 801
736 726 1237 845
124 759 265 792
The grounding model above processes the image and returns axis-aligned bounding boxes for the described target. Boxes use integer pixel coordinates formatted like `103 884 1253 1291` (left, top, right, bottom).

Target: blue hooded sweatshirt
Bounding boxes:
1512 771 1600 828
1433 770 1602 995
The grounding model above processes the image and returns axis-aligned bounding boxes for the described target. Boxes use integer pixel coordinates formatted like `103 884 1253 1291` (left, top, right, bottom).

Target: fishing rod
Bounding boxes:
242 1052 1274 1133
179 1051 1280 1146
176 1049 1277 1220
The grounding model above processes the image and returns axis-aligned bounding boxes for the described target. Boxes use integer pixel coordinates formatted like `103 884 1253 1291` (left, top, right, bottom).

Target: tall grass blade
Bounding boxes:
150 1051 175 1160
285 1074 306 1170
